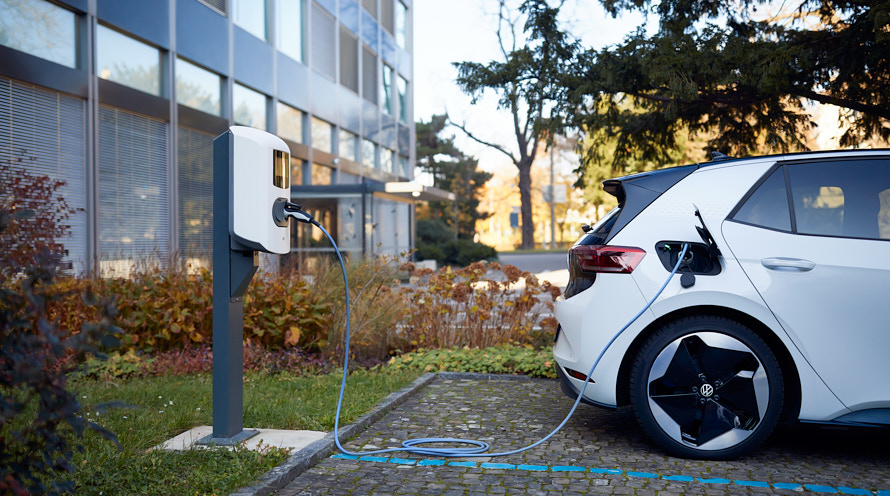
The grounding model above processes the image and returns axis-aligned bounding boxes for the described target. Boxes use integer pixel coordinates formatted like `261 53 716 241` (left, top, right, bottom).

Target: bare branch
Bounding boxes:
449 118 518 164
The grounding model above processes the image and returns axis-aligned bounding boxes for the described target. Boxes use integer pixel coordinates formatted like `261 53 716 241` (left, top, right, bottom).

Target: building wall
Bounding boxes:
0 0 414 275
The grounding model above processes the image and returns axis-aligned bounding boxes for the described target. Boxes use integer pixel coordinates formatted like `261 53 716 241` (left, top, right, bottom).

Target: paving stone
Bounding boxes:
273 376 890 496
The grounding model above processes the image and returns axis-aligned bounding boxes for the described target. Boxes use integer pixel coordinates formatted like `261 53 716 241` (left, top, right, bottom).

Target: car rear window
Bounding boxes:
577 206 621 245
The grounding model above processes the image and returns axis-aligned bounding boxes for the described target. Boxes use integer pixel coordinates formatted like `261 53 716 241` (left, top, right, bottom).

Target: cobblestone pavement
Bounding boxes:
277 376 890 495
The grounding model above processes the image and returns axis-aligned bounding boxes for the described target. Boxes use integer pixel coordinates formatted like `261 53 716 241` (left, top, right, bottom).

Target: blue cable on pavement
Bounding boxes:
312 218 689 458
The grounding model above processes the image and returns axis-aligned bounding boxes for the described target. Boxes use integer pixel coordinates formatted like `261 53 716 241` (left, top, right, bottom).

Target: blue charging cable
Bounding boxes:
306 215 689 458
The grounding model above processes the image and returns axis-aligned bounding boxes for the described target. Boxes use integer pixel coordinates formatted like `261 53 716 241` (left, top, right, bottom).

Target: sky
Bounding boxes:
412 0 654 178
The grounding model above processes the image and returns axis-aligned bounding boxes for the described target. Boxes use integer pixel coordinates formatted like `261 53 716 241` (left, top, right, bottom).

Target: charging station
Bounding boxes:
200 126 292 445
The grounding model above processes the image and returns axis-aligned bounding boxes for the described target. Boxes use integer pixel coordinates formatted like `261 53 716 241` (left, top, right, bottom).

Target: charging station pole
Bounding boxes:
203 131 259 445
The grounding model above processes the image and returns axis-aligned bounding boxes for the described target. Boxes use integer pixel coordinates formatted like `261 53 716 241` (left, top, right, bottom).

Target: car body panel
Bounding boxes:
722 221 890 411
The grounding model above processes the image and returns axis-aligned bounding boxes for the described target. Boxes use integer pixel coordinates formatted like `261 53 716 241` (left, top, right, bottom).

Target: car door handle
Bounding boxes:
760 257 816 271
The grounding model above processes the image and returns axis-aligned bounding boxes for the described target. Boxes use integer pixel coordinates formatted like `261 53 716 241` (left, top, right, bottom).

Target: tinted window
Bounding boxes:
176 58 221 115
787 159 890 240
0 0 76 68
731 167 791 232
233 83 267 130
97 25 161 96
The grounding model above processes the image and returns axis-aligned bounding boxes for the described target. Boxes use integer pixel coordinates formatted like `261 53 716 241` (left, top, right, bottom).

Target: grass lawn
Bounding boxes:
62 368 422 496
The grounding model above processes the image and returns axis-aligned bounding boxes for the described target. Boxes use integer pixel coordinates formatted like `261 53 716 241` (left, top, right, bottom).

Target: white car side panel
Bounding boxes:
722 221 890 411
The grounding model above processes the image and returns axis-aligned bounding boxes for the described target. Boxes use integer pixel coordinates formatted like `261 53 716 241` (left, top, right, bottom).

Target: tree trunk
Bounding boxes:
517 158 535 250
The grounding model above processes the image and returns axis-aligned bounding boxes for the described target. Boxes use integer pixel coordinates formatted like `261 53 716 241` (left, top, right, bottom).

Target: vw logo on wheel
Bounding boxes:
699 384 715 398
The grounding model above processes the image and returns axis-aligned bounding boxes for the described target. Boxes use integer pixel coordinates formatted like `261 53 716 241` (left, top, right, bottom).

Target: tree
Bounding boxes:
416 115 493 240
568 0 890 164
452 0 579 249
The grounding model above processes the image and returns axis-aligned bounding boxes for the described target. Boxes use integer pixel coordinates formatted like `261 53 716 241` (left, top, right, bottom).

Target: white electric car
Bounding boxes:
553 150 890 459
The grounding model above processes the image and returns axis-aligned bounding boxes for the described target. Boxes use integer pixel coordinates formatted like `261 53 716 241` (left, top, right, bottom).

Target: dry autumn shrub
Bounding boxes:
398 261 561 350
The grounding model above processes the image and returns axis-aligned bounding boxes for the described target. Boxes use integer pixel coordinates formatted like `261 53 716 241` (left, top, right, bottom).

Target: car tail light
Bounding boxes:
570 245 646 274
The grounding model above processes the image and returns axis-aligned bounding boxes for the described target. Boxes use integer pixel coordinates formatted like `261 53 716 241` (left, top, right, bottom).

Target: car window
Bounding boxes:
787 159 890 240
730 167 792 232
881 189 890 239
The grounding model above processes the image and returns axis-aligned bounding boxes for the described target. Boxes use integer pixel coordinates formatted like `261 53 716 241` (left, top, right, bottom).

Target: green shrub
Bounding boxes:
383 345 557 379
415 218 497 267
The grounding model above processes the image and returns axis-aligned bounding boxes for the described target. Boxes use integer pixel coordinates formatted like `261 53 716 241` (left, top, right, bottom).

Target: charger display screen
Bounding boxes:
273 150 290 188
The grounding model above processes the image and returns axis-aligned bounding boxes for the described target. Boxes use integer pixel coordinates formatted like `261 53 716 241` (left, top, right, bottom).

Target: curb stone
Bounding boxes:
229 372 437 496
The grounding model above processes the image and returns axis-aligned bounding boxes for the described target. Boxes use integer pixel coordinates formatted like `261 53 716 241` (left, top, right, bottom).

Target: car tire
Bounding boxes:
629 315 783 460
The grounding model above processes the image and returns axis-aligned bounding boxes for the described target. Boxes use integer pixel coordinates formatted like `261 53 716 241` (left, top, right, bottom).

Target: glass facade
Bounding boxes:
339 128 358 161
398 75 408 123
311 116 333 153
340 26 359 93
0 0 416 273
277 102 304 143
176 58 222 115
232 0 267 40
311 162 332 184
97 25 161 96
382 64 394 115
381 147 393 173
362 45 377 104
178 126 215 260
97 106 169 276
233 82 267 130
0 0 76 68
277 0 304 62
395 1 408 49
311 2 336 80
362 138 376 170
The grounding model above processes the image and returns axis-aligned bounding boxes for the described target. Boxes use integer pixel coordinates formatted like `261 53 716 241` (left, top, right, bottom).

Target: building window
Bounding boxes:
362 0 376 18
175 58 221 116
381 64 394 115
97 25 161 96
395 1 407 49
290 158 304 185
398 154 409 178
397 75 408 123
276 0 303 62
362 138 376 170
381 147 393 173
277 102 304 143
362 45 377 104
0 0 77 68
199 0 226 14
97 105 169 276
311 2 336 80
178 126 214 263
233 83 267 130
232 0 267 40
0 78 87 273
340 27 359 93
380 0 394 34
338 129 358 162
311 116 333 153
311 163 332 184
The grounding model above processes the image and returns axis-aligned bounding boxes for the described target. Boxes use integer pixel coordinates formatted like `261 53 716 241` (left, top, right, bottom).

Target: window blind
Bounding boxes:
0 77 87 273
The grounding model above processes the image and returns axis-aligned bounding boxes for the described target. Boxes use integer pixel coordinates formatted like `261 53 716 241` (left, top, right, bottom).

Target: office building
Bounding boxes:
0 0 440 276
